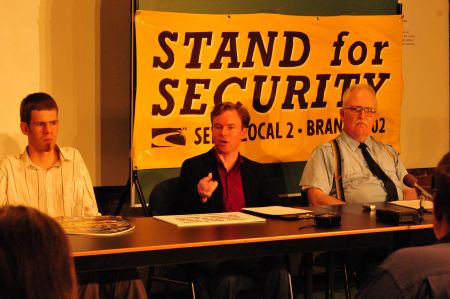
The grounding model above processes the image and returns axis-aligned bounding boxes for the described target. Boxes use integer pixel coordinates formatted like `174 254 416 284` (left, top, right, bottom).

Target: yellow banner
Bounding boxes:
133 11 402 170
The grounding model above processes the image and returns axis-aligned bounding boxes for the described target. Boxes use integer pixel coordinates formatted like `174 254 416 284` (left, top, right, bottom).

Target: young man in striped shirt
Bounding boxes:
0 92 147 299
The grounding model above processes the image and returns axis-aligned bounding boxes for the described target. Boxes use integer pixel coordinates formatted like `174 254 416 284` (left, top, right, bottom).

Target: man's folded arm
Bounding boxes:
306 187 344 206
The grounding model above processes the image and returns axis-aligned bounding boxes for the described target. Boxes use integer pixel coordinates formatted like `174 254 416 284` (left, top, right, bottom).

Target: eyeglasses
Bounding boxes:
343 106 377 115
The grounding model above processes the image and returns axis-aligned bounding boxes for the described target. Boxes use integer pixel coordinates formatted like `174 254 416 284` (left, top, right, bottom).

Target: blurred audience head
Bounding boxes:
433 152 450 239
0 206 76 299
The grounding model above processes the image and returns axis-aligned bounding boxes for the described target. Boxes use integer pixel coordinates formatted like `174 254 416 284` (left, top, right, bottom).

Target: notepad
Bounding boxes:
154 212 266 227
242 206 312 216
241 206 314 220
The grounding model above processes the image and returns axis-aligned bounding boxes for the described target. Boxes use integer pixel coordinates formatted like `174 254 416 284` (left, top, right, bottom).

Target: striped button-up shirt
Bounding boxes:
0 146 99 216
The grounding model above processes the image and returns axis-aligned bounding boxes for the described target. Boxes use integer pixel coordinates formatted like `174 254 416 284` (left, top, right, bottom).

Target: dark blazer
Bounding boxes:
176 148 276 214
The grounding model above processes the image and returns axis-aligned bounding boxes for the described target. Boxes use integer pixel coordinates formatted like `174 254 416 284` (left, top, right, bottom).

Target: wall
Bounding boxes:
0 0 447 188
400 0 449 168
1 1 101 184
0 0 131 186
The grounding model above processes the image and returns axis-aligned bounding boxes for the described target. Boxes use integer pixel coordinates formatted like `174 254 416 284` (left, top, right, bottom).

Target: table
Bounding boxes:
70 204 434 297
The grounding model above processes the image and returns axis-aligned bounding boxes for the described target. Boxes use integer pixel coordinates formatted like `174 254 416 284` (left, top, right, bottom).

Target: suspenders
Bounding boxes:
330 138 345 202
330 137 396 202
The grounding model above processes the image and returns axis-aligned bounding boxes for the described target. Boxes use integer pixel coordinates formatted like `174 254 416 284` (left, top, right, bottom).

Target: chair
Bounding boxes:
298 251 351 299
93 185 126 216
147 177 197 299
322 251 352 299
148 177 179 216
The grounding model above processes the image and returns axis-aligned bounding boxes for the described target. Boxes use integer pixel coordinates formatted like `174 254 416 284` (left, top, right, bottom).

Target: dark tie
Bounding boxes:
359 143 398 201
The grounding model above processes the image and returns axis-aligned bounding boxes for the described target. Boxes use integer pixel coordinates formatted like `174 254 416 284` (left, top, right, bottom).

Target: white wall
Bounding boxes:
0 1 101 183
400 0 449 168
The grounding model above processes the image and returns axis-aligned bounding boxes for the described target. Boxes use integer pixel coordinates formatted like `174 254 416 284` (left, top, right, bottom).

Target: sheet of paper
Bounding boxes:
154 212 266 227
390 200 433 210
242 206 312 216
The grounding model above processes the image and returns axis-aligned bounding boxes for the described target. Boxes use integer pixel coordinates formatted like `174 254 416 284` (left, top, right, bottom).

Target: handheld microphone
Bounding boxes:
403 174 433 199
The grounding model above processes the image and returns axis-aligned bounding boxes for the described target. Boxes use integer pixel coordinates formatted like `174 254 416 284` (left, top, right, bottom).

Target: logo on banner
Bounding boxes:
151 128 186 148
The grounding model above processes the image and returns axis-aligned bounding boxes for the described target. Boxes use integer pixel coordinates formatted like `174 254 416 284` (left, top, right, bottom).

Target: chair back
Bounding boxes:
148 177 179 216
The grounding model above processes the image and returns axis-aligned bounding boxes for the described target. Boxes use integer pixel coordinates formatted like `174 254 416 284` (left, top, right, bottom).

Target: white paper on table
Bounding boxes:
390 200 433 210
154 212 266 227
242 206 313 216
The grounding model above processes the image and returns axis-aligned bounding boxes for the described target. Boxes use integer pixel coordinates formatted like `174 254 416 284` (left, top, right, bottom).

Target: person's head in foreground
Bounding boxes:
0 206 76 299
433 151 450 239
356 152 450 299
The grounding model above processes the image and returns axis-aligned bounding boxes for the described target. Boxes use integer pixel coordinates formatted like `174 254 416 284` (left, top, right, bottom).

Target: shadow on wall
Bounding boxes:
0 134 22 158
99 0 132 186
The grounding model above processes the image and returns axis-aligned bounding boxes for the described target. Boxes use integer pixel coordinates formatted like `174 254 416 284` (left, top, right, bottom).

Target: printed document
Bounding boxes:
154 212 266 227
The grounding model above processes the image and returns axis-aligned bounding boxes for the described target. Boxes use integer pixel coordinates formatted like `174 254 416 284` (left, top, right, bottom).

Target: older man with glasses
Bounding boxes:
300 84 418 288
300 84 416 206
